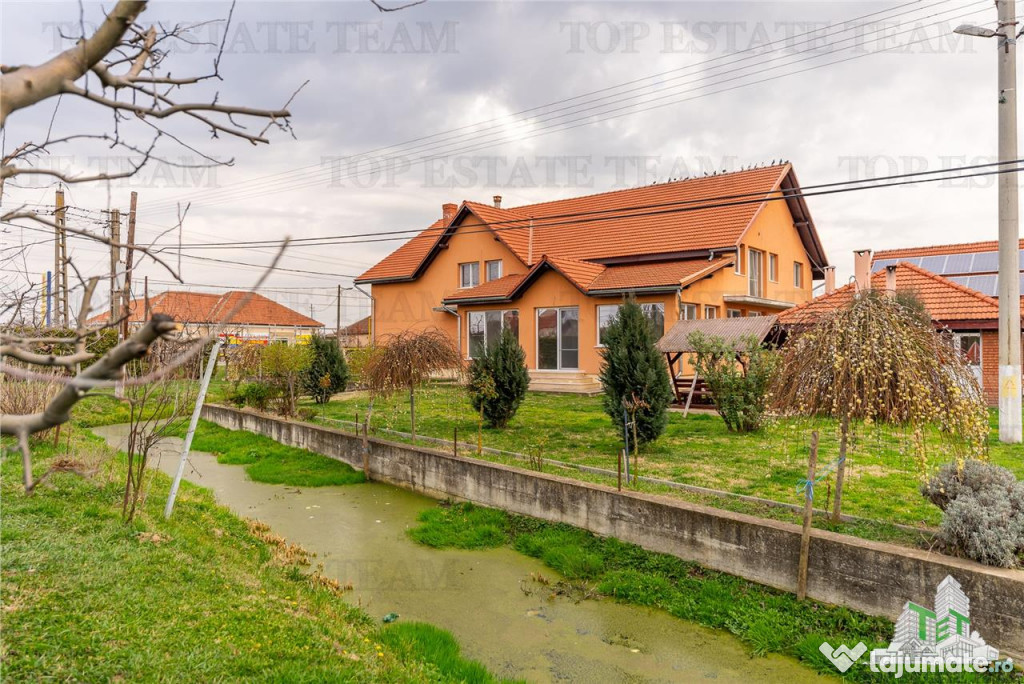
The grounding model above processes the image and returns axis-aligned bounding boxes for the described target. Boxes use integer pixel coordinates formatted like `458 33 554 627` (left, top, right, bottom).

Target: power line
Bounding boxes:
163 158 1024 250
9 161 1024 278
142 0 988 213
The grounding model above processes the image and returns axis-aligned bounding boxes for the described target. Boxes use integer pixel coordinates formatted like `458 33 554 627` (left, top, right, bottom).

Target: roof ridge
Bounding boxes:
874 237 1024 258
504 162 791 213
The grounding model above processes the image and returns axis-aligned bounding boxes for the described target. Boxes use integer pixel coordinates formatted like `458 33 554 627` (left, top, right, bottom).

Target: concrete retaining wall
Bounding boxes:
202 404 1024 658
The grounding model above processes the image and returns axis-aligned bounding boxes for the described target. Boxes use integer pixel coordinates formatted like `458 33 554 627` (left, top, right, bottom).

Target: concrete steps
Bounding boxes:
528 370 603 395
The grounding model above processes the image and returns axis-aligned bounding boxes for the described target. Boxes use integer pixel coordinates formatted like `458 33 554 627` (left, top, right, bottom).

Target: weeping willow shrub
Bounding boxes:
770 291 989 522
361 329 463 442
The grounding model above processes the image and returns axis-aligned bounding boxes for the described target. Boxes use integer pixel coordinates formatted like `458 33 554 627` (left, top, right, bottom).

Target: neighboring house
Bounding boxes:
778 253 1024 406
337 315 371 348
356 163 829 392
872 238 1024 297
89 290 324 345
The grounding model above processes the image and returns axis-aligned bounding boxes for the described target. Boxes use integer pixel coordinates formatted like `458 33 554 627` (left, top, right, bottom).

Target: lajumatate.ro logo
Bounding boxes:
821 575 1015 678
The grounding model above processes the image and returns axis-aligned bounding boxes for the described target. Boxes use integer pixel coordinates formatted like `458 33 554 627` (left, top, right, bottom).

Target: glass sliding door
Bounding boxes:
537 308 559 369
559 308 579 369
536 307 579 370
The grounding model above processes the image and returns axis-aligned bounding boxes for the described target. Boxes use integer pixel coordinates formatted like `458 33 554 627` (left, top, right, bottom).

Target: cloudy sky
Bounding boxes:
1 0 1011 326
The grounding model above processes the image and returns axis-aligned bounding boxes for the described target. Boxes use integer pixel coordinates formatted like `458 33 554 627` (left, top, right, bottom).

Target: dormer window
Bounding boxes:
459 262 480 288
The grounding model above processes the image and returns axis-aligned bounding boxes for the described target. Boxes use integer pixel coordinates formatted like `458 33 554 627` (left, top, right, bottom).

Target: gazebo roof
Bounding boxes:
656 315 779 354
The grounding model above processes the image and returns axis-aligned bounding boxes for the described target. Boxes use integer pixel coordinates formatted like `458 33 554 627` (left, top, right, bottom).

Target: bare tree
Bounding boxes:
0 0 296 197
121 336 200 522
361 329 462 442
0 0 420 491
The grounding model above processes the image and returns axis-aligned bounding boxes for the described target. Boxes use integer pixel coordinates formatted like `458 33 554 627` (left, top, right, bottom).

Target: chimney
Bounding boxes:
853 249 872 292
824 266 836 294
885 264 897 297
442 203 457 222
493 195 502 209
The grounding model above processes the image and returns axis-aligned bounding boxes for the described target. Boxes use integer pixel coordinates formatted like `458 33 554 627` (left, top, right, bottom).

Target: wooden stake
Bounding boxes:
109 209 121 323
797 430 819 601
121 191 137 342
617 449 623 491
453 427 458 458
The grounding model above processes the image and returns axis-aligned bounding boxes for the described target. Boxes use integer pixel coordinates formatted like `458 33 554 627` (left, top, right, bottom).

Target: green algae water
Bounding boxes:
94 425 832 683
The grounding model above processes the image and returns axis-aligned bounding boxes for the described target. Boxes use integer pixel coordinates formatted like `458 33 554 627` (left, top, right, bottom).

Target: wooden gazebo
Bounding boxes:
656 316 779 414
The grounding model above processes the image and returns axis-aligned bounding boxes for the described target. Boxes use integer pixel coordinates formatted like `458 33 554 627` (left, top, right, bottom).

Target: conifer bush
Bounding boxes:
598 297 672 445
302 334 349 404
467 329 530 428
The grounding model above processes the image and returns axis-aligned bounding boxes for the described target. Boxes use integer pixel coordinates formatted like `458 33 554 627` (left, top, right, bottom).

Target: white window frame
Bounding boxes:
704 305 718 319
680 303 698 320
768 253 778 282
748 248 764 298
467 309 519 359
734 246 745 275
459 262 480 289
596 303 666 347
536 307 579 370
793 261 804 288
953 332 983 386
485 259 503 282
727 309 742 318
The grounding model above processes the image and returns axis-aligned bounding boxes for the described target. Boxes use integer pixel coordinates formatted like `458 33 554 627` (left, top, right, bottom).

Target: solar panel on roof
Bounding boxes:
950 275 971 288
966 274 998 296
970 251 999 273
872 259 896 272
920 255 947 273
944 253 973 274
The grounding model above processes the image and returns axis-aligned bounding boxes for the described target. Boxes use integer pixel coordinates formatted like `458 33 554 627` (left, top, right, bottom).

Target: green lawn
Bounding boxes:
0 422 505 682
300 384 1024 537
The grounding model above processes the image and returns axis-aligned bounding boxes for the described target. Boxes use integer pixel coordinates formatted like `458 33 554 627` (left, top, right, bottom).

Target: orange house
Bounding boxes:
356 163 830 392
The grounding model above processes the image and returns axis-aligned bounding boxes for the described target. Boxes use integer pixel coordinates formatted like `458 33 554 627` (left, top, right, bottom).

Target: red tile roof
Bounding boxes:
357 164 825 284
339 316 371 335
778 262 1008 327
874 239 1024 260
589 255 735 291
355 218 446 283
442 273 531 302
440 254 737 304
88 290 323 328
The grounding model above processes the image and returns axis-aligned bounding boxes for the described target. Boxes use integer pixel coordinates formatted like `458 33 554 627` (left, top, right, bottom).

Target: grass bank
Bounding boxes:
309 385 1024 532
165 419 365 487
1 428 505 682
408 502 1017 683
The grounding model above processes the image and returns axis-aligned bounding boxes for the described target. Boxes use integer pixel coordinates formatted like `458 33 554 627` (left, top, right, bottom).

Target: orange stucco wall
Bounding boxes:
457 269 676 373
369 197 818 376
371 213 524 343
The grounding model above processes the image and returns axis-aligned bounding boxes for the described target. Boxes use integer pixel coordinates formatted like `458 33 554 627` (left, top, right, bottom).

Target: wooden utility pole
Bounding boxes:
109 209 121 322
121 192 138 339
797 431 820 601
54 189 68 327
144 276 150 319
336 284 342 348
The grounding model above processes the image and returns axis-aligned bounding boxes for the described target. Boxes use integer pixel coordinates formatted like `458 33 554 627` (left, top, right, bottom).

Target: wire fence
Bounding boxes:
318 416 933 534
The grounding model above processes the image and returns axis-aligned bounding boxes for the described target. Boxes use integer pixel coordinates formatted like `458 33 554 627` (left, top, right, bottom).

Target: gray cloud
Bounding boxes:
1 0 1009 325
